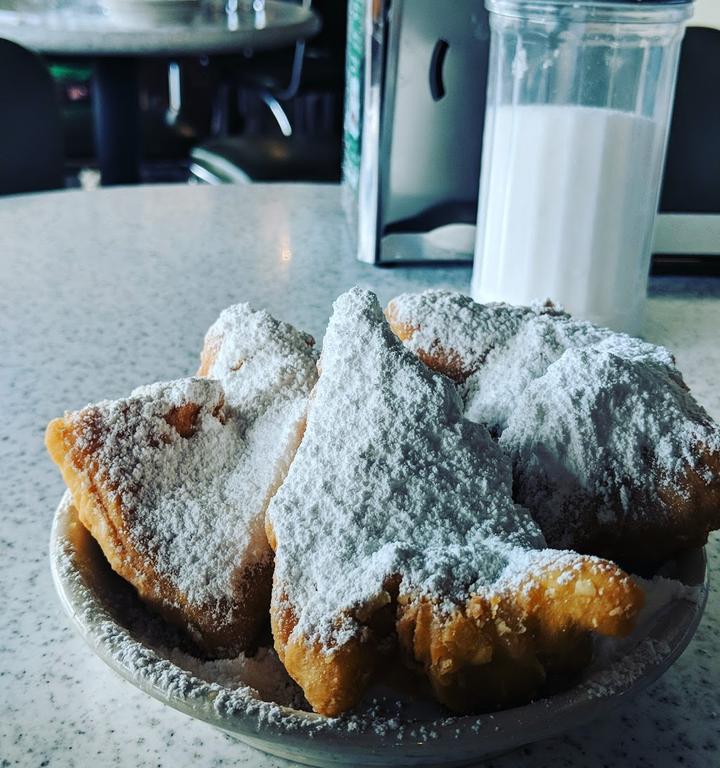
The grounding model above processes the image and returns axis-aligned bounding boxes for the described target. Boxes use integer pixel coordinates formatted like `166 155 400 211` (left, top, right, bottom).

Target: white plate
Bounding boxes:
50 491 708 768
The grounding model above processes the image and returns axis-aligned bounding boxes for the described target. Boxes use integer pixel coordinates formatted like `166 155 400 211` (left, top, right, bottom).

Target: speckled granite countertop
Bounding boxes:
1 184 718 768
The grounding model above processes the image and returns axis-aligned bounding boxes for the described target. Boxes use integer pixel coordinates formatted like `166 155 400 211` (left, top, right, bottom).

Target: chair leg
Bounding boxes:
261 92 293 137
165 61 182 127
211 80 231 136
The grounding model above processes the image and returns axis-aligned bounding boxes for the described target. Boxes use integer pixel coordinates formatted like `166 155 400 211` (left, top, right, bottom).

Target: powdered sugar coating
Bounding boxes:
68 377 271 613
385 291 719 557
387 290 541 377
463 314 676 433
267 287 564 647
65 298 322 623
500 345 720 548
387 290 678 436
462 316 605 432
201 301 318 418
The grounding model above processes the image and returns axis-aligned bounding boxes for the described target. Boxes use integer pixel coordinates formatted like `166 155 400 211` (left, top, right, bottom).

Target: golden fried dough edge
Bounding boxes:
397 557 643 712
656 445 720 556
265 514 385 717
271 593 378 717
45 415 271 656
267 505 644 717
197 333 221 377
539 447 720 566
384 303 473 383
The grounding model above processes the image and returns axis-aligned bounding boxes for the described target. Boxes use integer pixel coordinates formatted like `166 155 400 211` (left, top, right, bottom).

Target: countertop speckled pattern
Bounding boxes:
1 184 719 768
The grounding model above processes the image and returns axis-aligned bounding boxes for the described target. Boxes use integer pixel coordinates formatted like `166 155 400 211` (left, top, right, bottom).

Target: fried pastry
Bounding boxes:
385 289 545 383
198 302 317 417
501 344 720 563
46 378 273 655
387 290 719 563
387 289 672 433
47 306 318 655
197 302 319 523
266 287 643 716
462 316 678 435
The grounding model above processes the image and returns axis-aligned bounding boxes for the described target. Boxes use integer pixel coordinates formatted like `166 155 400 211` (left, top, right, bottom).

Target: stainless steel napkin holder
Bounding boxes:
354 0 489 264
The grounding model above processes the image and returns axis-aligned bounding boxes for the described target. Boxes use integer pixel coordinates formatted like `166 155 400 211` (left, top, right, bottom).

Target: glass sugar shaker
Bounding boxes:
471 0 693 333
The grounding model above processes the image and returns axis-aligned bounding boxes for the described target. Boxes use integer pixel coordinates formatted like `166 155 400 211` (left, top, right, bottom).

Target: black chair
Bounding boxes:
189 0 345 184
232 0 346 136
0 38 64 195
660 26 720 214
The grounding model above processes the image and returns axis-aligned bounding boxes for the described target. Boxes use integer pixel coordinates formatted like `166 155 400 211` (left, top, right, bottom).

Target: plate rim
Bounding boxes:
49 491 709 766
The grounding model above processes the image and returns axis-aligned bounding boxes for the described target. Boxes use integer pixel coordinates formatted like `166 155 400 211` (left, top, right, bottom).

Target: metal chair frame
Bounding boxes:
257 0 313 136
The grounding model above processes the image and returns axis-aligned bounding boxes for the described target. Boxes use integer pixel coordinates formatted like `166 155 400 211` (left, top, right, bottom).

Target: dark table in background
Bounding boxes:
0 0 319 184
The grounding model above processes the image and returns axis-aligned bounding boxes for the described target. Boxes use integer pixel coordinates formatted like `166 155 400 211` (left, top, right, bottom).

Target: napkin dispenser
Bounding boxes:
351 0 489 264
